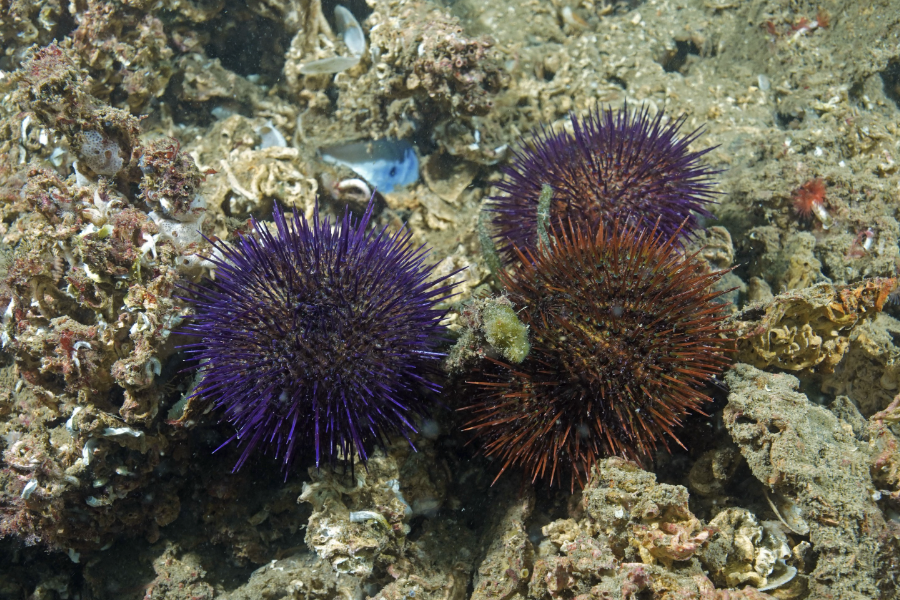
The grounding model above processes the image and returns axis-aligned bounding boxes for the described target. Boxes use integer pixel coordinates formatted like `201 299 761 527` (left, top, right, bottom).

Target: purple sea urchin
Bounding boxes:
464 221 734 490
179 202 455 472
488 105 719 263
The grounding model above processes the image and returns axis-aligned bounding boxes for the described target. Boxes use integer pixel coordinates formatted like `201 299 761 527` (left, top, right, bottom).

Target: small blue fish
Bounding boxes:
321 139 419 193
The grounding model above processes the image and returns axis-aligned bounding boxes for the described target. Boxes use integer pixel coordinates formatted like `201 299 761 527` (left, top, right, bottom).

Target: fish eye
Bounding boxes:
389 167 397 177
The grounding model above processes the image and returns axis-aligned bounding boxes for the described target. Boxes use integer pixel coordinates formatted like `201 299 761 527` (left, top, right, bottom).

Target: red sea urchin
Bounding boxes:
464 221 734 489
488 105 719 263
179 202 456 472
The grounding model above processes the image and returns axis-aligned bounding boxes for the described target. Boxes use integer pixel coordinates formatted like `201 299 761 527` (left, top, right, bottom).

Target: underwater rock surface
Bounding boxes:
2 0 900 598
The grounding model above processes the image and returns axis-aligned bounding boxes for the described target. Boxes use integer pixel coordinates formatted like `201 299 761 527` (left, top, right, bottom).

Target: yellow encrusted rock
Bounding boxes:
732 277 896 373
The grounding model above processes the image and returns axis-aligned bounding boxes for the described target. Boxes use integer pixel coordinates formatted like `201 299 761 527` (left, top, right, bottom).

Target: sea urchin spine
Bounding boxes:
488 105 719 263
179 202 456 473
464 221 734 489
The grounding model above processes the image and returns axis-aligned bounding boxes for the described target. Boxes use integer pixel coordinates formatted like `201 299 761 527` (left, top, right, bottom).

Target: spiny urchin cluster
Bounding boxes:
179 202 456 472
488 105 719 263
464 221 734 489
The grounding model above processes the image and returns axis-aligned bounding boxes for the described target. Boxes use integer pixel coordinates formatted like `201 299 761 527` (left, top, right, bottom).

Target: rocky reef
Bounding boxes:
2 0 900 599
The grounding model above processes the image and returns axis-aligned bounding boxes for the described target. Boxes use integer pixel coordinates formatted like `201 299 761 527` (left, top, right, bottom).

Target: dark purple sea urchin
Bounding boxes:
488 105 719 263
179 202 455 472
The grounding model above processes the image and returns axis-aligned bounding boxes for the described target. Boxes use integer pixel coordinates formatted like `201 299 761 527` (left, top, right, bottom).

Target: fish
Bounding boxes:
298 55 360 75
320 139 419 193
